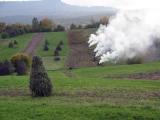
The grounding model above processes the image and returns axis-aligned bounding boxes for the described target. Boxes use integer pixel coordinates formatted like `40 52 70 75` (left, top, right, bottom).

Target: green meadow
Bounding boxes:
0 32 160 120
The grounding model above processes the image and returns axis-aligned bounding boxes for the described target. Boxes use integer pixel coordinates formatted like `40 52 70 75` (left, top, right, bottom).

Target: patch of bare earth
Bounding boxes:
67 30 98 68
23 33 44 56
0 89 160 101
106 71 160 80
55 90 160 100
0 89 29 97
129 72 160 80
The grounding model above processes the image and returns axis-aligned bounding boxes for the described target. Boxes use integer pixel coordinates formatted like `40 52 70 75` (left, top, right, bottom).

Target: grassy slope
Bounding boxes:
37 32 68 57
0 62 160 120
37 32 69 70
0 31 160 119
0 34 34 60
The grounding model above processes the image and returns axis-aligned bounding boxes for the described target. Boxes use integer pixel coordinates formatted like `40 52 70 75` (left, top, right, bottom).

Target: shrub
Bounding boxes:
127 57 143 64
54 50 59 56
1 32 9 39
13 40 18 45
45 39 49 45
70 23 77 30
43 44 49 51
54 25 65 32
8 42 14 48
11 53 31 69
16 60 27 75
30 56 53 97
0 60 15 75
59 41 64 46
56 45 62 51
54 56 60 61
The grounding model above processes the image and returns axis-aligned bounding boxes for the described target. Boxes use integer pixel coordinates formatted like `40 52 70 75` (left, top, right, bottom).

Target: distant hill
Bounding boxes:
0 0 116 25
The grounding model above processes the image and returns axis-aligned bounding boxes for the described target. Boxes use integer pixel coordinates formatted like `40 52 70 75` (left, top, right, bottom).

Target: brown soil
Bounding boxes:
0 89 29 97
23 33 44 56
55 90 160 100
129 72 160 80
106 71 160 80
0 89 160 100
67 30 98 68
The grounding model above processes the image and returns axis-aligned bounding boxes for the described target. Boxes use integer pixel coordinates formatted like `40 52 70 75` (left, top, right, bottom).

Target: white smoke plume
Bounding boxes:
88 3 160 63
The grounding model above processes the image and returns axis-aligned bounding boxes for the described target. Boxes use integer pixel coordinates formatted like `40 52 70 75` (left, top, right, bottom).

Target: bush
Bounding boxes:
54 25 65 32
127 57 143 64
54 50 59 56
0 60 15 75
45 39 49 45
54 56 60 61
13 40 18 45
43 44 49 51
59 41 64 46
11 53 31 69
30 56 53 97
16 60 27 75
1 32 9 39
56 45 62 51
8 42 14 48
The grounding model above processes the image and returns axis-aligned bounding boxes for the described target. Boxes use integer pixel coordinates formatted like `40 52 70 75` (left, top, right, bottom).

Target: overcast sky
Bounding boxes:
0 0 160 9
0 0 41 1
61 0 160 9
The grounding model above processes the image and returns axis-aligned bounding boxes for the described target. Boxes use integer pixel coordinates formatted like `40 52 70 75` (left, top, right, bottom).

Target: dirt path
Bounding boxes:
67 30 98 68
23 33 44 56
105 71 160 80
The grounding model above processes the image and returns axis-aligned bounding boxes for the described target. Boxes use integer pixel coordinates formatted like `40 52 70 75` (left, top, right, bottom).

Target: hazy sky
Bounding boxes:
61 0 160 9
0 0 41 1
0 0 160 9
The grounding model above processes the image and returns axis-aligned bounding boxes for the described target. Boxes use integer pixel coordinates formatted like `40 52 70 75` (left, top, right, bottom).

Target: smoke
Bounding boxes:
89 8 160 63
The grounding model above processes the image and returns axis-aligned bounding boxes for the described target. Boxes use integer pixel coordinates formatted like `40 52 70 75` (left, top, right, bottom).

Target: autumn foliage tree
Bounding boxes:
40 18 55 32
100 16 109 25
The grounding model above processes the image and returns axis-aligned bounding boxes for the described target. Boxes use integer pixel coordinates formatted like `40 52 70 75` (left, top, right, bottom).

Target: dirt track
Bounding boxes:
106 71 160 80
67 30 98 68
23 33 44 56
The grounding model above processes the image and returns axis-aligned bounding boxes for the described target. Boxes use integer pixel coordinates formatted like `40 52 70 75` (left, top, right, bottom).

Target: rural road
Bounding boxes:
23 33 44 56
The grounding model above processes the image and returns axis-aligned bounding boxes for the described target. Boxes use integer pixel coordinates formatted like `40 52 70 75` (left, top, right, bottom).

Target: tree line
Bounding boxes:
70 16 109 30
0 17 65 39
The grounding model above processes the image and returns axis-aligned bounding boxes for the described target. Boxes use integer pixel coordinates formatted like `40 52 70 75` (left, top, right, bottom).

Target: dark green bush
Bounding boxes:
54 50 59 56
56 45 62 51
1 32 9 39
30 56 53 97
43 44 49 51
54 56 60 61
45 39 49 45
13 40 18 45
8 42 14 48
127 57 143 64
54 25 65 32
59 41 64 46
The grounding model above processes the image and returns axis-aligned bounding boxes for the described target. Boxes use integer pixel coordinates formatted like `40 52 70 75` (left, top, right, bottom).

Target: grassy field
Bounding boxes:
0 31 160 120
0 33 34 60
0 62 160 119
37 32 69 70
37 32 69 57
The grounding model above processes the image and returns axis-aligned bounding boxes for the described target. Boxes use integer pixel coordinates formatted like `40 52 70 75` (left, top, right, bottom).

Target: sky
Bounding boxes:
61 0 160 9
0 0 41 1
1 0 159 10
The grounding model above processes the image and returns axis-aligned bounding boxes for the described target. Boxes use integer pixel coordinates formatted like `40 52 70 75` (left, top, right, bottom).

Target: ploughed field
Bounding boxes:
0 30 160 120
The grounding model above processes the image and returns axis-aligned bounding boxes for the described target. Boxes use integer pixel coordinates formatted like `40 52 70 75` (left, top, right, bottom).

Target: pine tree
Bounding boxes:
30 56 52 97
